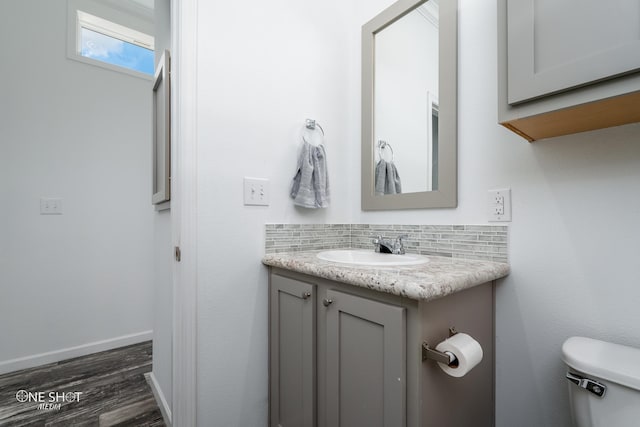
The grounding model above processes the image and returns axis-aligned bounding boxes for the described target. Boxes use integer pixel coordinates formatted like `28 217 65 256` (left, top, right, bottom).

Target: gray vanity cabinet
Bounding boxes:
269 268 495 427
498 0 640 141
324 289 406 427
269 272 407 427
269 274 316 427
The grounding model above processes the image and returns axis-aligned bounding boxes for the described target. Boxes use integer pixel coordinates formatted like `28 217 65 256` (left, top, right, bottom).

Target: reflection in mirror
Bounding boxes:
374 0 439 194
361 0 456 210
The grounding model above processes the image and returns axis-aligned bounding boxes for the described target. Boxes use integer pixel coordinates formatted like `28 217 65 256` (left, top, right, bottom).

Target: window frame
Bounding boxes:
67 0 154 80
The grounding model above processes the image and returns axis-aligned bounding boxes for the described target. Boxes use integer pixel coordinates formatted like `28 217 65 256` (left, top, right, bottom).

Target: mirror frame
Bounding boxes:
361 0 457 210
152 50 171 205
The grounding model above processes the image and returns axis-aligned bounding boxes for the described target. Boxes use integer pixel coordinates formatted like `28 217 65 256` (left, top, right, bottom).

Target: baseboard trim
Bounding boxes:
0 330 153 375
145 372 172 426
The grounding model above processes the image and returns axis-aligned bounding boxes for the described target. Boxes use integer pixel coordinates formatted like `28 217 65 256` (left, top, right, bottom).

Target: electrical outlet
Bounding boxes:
243 177 270 206
40 198 63 215
488 188 511 222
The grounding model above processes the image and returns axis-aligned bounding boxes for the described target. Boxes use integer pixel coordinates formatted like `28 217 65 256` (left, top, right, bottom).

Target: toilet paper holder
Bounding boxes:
422 327 459 366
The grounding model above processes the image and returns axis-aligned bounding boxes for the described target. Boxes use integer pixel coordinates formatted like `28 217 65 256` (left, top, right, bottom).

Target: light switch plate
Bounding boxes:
40 198 63 215
488 188 511 222
243 177 270 206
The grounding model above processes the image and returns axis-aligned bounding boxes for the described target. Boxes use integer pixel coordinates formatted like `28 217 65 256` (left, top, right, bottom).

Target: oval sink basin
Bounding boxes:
317 250 428 266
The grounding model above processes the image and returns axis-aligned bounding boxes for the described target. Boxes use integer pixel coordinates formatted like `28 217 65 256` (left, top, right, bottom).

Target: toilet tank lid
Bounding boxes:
562 336 640 391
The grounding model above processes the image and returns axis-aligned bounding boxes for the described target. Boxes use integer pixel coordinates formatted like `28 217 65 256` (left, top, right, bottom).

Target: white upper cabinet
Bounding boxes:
498 0 640 141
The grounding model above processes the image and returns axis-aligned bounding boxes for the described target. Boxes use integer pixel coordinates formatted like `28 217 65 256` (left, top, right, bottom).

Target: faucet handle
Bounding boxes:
371 234 384 253
394 234 408 254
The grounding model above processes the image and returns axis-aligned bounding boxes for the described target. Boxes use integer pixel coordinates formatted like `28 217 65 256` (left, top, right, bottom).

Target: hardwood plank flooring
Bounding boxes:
0 341 165 426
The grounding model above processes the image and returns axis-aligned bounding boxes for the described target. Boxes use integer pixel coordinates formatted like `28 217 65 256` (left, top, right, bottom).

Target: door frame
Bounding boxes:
171 0 198 425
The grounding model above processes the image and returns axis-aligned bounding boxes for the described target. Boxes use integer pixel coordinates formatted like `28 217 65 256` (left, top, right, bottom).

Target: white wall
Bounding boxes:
194 0 640 426
0 0 155 366
195 0 359 424
152 0 173 414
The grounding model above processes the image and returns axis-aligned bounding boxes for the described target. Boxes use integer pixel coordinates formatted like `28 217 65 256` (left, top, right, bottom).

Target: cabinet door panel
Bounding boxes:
325 290 406 427
270 275 315 427
508 0 640 104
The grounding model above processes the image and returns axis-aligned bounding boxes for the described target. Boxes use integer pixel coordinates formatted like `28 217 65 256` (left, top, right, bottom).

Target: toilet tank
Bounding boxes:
562 337 640 427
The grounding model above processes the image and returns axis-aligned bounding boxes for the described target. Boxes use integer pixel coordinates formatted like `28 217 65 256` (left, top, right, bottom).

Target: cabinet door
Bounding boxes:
270 274 315 427
324 290 406 427
507 0 640 104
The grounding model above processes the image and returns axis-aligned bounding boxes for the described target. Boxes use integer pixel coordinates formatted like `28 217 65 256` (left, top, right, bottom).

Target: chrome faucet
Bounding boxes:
372 235 393 253
372 234 408 255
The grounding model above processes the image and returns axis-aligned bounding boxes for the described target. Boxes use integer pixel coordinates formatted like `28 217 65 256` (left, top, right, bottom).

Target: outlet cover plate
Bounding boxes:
40 198 63 215
488 188 511 222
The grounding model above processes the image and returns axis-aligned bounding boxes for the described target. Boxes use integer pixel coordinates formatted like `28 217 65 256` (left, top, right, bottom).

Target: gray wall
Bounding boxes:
0 0 155 365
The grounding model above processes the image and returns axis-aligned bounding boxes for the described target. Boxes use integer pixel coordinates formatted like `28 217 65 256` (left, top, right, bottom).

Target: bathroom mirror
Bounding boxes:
361 0 457 210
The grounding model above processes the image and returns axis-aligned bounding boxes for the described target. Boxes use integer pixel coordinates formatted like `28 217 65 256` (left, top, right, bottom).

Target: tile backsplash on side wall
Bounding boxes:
265 224 508 263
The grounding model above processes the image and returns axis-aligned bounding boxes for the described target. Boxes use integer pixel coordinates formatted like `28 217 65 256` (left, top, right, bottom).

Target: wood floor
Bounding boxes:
0 341 165 426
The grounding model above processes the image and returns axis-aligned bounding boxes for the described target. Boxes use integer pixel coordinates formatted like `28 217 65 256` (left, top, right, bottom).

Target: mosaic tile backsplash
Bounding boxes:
265 224 508 263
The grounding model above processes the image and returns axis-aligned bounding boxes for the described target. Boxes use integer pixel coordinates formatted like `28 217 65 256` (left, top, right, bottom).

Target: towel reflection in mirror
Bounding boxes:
375 140 402 195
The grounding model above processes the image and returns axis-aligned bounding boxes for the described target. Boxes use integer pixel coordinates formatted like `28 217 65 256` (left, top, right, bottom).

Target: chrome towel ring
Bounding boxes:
377 140 394 162
305 118 324 134
303 118 325 146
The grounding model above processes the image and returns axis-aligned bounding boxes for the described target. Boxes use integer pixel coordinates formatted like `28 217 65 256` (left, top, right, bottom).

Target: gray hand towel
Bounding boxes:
290 142 330 208
375 159 402 195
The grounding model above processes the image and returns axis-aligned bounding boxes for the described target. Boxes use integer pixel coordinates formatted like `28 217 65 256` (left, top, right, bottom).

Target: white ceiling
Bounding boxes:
129 0 154 10
102 0 154 21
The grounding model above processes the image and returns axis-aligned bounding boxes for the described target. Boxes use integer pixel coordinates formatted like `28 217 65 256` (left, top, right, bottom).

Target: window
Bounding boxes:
71 9 154 77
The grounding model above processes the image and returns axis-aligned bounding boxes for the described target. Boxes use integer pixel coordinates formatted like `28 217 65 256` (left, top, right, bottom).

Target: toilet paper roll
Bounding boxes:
435 333 483 378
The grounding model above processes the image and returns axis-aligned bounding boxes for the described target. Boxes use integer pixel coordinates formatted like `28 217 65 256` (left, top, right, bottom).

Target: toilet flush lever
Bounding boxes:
566 372 606 398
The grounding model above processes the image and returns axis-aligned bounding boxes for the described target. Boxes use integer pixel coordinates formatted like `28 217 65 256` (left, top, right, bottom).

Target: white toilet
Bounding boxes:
562 336 640 427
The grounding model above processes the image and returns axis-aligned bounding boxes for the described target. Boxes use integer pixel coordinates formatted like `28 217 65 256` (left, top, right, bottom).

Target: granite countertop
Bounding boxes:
262 250 510 302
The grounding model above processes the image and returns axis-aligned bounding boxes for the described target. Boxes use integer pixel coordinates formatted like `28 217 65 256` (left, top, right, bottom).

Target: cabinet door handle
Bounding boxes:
302 292 312 300
323 298 333 307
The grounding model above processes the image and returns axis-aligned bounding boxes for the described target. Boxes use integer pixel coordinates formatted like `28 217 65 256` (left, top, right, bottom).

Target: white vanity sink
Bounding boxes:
316 249 428 266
